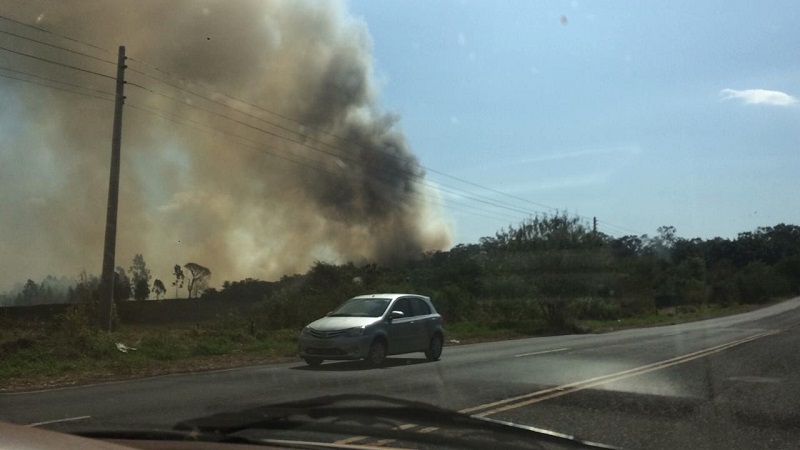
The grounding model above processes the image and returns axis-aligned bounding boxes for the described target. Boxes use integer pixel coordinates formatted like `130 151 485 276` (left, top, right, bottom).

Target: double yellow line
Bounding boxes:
463 328 781 417
334 328 784 446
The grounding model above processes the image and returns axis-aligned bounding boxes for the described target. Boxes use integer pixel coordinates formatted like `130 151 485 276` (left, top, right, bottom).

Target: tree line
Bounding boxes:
198 215 800 332
7 215 800 334
3 258 211 306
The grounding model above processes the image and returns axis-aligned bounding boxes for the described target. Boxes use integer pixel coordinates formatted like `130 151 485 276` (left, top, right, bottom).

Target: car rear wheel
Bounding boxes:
424 334 443 361
365 339 387 367
304 357 323 367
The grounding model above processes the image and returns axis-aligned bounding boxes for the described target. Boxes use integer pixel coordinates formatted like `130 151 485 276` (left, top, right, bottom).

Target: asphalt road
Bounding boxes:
3 298 800 449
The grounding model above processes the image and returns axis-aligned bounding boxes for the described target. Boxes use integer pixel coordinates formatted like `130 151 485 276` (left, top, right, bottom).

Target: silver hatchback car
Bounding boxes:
298 293 444 367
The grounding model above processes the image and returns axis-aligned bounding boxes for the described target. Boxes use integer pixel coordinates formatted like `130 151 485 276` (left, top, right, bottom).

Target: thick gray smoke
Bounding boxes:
0 1 451 291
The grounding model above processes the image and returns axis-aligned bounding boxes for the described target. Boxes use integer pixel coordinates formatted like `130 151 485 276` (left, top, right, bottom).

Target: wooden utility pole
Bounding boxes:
98 46 127 331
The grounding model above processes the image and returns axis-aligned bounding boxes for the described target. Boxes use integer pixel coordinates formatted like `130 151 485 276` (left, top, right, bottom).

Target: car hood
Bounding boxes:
170 394 619 449
306 316 380 331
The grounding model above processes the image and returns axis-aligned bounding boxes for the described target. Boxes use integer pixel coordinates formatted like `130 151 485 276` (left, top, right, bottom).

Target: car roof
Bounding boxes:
350 293 430 301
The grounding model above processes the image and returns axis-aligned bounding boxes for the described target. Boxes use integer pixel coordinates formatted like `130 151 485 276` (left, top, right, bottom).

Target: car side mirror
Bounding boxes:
389 310 405 321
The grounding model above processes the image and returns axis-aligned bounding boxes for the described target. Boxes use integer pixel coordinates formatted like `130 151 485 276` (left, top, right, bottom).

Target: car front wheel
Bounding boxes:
304 357 323 367
365 339 387 367
424 334 443 361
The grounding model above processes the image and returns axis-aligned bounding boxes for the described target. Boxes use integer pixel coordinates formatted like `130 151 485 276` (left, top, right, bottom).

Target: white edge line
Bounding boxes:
28 415 91 427
514 348 569 358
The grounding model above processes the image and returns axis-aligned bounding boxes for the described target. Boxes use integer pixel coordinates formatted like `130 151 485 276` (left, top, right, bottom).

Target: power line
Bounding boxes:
427 168 561 213
124 67 366 159
126 82 558 222
0 28 117 65
0 71 114 102
426 198 522 224
0 13 113 55
0 44 115 80
5 58 628 237
3 14 519 224
123 41 633 232
126 57 341 139
125 58 620 232
126 80 371 168
125 79 562 220
0 65 115 97
126 100 525 225
126 101 341 176
0 11 641 234
596 220 643 236
122 57 581 215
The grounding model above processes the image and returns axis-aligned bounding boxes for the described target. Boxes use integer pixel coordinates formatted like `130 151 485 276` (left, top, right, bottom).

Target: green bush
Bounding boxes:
139 333 190 361
737 261 790 304
193 336 235 356
430 284 477 322
775 255 800 293
572 297 621 320
30 272 124 360
537 298 580 332
709 281 739 306
618 297 656 316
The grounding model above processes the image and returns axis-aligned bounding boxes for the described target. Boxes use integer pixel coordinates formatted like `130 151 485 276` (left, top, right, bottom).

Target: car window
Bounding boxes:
410 297 431 316
330 298 390 318
391 298 412 316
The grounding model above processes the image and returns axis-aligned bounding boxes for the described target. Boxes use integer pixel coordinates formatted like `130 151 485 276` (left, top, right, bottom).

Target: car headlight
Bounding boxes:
343 326 365 337
301 326 313 336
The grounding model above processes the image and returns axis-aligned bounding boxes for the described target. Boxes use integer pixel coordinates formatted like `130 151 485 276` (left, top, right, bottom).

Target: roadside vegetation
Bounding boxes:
2 215 800 391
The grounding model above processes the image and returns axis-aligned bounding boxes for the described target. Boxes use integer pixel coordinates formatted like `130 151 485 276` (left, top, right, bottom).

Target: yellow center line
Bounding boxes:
333 327 786 445
471 329 782 417
28 415 91 427
333 435 369 445
368 425 439 447
334 423 416 446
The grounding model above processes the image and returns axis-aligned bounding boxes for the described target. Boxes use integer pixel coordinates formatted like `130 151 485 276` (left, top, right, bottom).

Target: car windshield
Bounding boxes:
329 298 390 317
1 1 800 449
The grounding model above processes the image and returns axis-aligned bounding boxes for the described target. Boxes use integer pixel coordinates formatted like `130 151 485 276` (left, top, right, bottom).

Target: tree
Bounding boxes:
172 265 185 298
643 225 678 260
485 213 604 252
114 267 132 301
609 235 644 257
129 254 151 301
152 279 167 300
184 262 211 299
17 279 40 305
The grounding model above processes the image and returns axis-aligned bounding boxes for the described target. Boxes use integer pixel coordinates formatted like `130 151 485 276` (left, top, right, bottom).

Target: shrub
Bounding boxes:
737 261 790 304
193 336 235 356
572 297 621 320
139 333 190 361
537 298 579 332
430 284 477 322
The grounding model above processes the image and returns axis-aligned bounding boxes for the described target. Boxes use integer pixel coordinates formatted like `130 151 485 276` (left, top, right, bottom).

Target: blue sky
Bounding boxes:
347 0 800 244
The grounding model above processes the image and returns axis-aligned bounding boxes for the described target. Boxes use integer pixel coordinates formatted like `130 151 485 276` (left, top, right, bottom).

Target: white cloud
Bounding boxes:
504 173 608 194
720 88 797 106
514 145 642 166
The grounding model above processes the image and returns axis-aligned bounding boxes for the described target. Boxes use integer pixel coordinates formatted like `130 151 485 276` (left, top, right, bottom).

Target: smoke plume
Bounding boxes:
0 1 451 291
